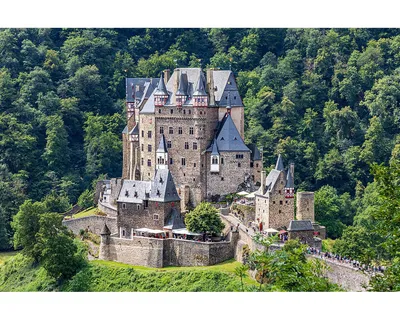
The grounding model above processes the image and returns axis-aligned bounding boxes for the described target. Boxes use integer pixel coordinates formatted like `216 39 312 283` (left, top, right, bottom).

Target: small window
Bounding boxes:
286 200 288 204
122 203 126 209
280 201 283 205
153 214 159 221
183 109 186 114
169 158 173 164
189 127 194 135
185 142 189 149
238 163 241 167
279 210 281 213
221 158 224 165
212 156 218 165
158 108 162 113
193 178 195 182
181 158 186 166
167 141 172 148
141 158 144 165
148 144 152 152
188 110 191 115
279 190 281 194
169 127 173 134
193 142 197 150
160 127 164 134
147 131 152 138
141 144 144 151
178 127 182 134
137 205 140 210
141 130 144 137
273 201 275 204
170 109 173 114
256 163 259 168
193 163 196 167
144 200 149 208
122 229 126 236
221 177 224 181
147 159 151 167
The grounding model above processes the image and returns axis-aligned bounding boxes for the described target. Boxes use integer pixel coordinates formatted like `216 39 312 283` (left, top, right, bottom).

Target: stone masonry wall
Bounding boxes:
63 216 117 235
206 151 252 197
98 201 117 217
296 192 315 221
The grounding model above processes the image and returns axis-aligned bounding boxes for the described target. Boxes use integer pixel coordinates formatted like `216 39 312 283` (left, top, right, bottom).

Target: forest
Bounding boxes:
1 28 400 290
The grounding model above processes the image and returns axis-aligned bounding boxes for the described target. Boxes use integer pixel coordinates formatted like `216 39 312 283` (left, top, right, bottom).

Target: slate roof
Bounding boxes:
156 134 168 153
288 220 314 232
285 168 294 188
176 72 188 96
150 169 180 202
118 180 152 204
265 169 281 192
193 71 207 96
154 73 168 96
213 70 243 108
164 208 185 230
207 113 250 153
275 154 284 171
122 125 128 134
248 144 262 161
211 138 219 155
126 78 158 103
129 123 139 135
100 223 111 235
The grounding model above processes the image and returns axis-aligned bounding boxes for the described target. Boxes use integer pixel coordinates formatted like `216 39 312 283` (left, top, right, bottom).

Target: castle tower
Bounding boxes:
99 223 111 261
193 71 208 107
156 134 168 170
154 72 168 106
284 162 295 199
210 138 220 173
175 71 187 107
296 192 315 222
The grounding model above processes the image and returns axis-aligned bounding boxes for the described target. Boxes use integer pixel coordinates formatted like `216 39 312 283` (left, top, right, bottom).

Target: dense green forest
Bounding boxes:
1 28 400 290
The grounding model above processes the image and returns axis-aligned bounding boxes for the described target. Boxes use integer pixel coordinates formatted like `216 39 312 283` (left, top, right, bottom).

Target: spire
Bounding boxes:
193 71 207 96
100 223 111 235
285 167 294 188
156 134 168 153
211 138 219 155
154 72 168 96
275 154 284 171
176 72 187 96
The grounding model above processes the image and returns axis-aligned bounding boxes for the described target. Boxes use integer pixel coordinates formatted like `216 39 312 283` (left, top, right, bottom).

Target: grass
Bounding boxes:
71 207 101 219
0 251 18 266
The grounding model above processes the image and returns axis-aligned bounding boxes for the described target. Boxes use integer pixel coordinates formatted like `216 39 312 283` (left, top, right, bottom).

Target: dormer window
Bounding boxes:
134 191 138 198
125 190 129 197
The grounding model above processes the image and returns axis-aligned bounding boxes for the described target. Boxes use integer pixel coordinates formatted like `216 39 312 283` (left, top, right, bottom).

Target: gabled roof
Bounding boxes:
211 138 219 155
156 134 168 153
213 70 243 108
207 113 250 153
176 72 188 96
129 123 139 135
275 154 284 171
154 72 168 96
100 223 111 235
164 208 185 230
248 144 262 161
193 71 207 96
288 220 314 232
150 169 180 202
285 168 294 189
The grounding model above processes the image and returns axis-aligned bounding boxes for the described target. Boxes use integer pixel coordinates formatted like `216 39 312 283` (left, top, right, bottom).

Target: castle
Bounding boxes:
122 68 262 209
91 68 325 268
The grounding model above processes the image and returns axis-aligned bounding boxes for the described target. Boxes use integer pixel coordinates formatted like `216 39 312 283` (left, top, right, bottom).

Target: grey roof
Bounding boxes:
213 70 243 108
129 123 139 135
164 208 185 230
248 144 262 161
193 71 207 96
275 154 284 171
157 134 168 153
122 125 128 134
288 220 314 232
154 72 168 96
285 168 294 189
150 169 180 202
141 90 156 114
176 72 188 96
100 223 111 235
211 138 219 155
126 78 158 103
118 180 152 204
265 169 281 192
207 113 250 153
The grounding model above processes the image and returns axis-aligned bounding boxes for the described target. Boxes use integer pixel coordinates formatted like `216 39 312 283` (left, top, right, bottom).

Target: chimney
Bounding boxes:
260 170 265 194
163 69 171 83
206 68 215 106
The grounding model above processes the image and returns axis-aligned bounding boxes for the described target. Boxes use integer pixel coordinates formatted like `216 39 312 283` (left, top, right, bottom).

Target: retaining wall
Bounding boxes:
63 215 117 235
98 201 117 217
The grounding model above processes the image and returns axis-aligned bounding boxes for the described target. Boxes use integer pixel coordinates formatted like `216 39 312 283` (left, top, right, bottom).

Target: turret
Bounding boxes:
210 139 220 173
99 223 111 261
156 134 168 170
285 162 295 199
154 72 168 107
175 71 187 107
275 154 284 171
193 71 208 107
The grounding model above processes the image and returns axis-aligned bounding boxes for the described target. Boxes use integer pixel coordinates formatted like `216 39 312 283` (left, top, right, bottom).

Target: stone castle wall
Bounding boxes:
100 233 238 268
63 216 117 235
296 192 315 221
206 151 251 197
98 201 117 217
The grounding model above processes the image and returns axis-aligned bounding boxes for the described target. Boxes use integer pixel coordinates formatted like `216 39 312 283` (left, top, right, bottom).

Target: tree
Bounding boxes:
37 213 86 280
185 202 225 235
11 200 47 261
77 189 94 209
234 264 249 292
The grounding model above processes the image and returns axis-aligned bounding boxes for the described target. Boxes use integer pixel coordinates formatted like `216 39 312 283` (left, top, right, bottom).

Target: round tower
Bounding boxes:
99 223 111 261
296 192 315 222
